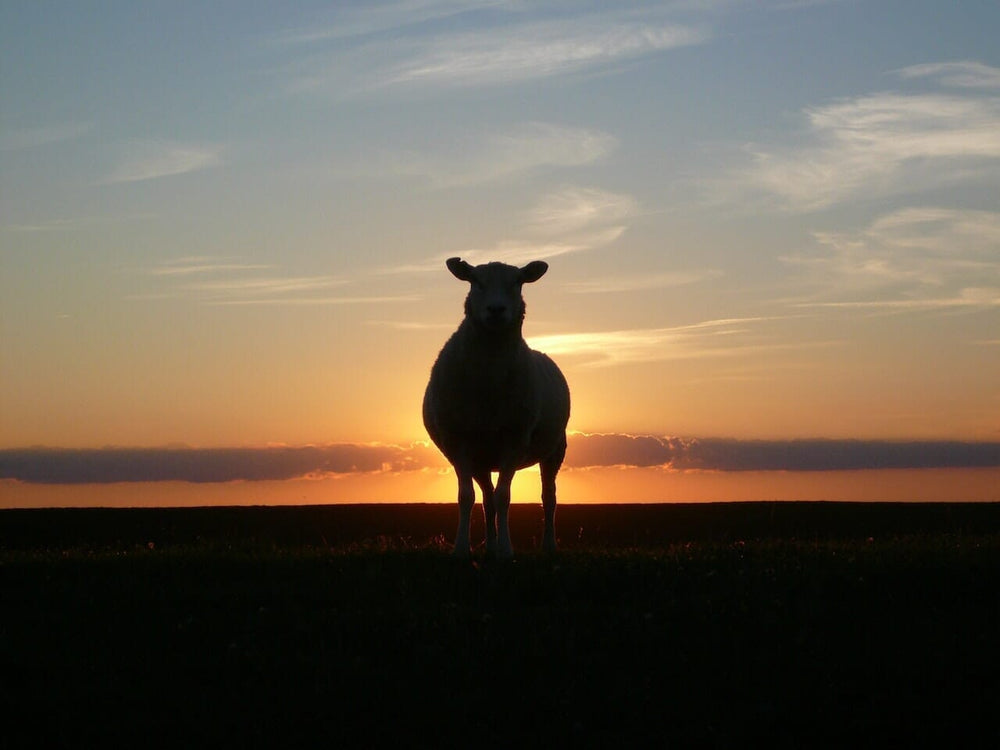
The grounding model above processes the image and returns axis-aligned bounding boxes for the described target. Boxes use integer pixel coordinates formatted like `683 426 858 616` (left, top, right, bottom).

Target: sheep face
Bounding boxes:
447 257 548 335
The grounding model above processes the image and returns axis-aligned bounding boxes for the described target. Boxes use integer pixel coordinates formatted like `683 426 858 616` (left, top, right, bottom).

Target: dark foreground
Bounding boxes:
3 502 999 747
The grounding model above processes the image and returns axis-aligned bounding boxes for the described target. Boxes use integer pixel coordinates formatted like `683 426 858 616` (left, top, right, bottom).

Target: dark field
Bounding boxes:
3 502 1000 747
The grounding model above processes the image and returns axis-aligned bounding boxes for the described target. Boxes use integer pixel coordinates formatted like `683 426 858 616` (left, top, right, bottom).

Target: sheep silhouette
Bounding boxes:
423 257 571 558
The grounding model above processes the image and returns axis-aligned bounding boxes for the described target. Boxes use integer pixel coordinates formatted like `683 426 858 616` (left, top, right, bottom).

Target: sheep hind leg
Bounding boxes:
453 471 475 557
539 471 557 554
494 469 516 559
475 472 497 558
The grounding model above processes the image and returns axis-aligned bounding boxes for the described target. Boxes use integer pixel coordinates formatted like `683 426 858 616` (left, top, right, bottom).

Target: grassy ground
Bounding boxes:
3 503 999 747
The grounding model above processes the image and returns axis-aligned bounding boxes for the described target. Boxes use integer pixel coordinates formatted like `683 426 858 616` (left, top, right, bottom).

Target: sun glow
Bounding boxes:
3 5 999 510
5 465 998 510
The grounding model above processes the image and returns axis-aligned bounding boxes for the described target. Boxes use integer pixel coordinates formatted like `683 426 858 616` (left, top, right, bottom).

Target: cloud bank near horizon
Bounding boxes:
3 436 999 485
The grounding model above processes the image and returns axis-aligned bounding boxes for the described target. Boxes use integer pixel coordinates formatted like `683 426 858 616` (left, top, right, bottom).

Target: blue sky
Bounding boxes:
2 1 999 467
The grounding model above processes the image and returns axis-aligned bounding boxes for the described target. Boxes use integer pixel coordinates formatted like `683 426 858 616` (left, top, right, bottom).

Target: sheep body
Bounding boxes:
423 257 570 557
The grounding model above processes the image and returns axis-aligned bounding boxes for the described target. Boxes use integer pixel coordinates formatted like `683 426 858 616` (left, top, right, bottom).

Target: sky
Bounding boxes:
2 1 999 507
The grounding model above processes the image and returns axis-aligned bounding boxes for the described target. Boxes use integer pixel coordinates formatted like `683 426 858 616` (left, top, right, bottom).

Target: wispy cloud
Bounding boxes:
206 295 422 307
276 1 505 44
2 212 155 233
103 141 223 184
367 320 455 332
184 276 348 296
784 207 1000 310
526 186 635 235
563 269 722 293
895 60 1000 89
283 8 706 95
457 238 606 268
385 18 706 89
525 188 719 293
2 219 86 233
527 316 804 367
382 184 634 274
384 122 616 188
794 296 1000 311
473 184 636 264
150 256 272 276
722 62 1000 211
379 240 595 276
142 256 415 307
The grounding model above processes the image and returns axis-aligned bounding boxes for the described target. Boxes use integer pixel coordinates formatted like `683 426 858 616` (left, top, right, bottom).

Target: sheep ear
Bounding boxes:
446 257 475 282
520 261 548 284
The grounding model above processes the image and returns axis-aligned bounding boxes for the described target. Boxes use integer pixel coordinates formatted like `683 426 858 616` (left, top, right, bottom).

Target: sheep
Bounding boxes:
423 257 571 558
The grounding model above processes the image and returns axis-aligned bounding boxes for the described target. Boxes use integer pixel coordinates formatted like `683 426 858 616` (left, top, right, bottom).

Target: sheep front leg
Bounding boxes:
454 471 475 557
494 468 516 559
475 472 497 557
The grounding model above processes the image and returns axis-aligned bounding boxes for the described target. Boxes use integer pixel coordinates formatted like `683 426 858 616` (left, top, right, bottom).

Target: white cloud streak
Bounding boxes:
564 269 722 293
385 19 706 88
526 186 636 235
141 257 414 307
527 317 802 367
784 207 1000 310
794 294 1000 311
2 212 155 233
103 142 222 184
387 122 617 187
459 238 604 267
150 257 272 276
276 0 508 44
184 276 349 296
380 239 596 276
726 62 1000 211
895 61 1000 89
383 184 635 274
284 10 706 95
205 295 421 307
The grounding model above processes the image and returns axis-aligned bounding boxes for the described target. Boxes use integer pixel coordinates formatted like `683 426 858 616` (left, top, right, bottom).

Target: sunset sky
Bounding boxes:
2 1 999 507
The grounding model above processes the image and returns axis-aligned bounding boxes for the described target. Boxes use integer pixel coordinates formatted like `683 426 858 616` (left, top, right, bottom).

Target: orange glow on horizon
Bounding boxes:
3 466 998 509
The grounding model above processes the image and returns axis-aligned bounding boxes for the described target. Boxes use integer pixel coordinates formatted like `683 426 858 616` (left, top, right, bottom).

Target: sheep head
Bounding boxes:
446 257 548 335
